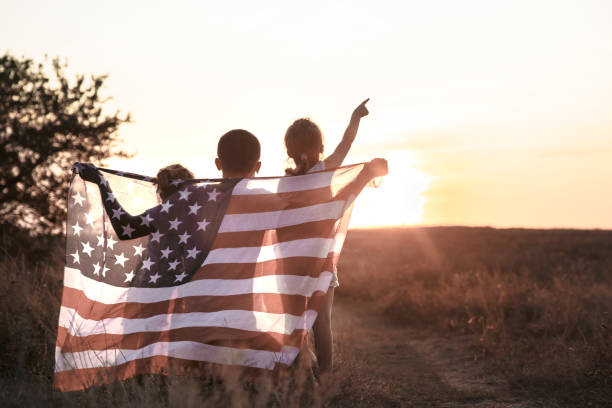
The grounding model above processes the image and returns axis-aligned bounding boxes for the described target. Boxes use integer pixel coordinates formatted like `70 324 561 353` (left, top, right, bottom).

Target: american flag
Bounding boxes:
54 163 370 391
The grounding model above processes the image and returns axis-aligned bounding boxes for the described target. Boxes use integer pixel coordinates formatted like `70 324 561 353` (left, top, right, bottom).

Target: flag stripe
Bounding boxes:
54 354 287 392
204 237 338 265
55 340 300 372
232 168 357 195
219 200 346 233
56 324 308 353
58 306 318 337
224 186 334 214
191 254 337 280
63 267 333 305
212 219 338 249
60 286 326 320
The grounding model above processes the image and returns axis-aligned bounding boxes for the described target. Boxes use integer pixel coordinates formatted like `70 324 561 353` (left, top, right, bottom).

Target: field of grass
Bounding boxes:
340 227 612 403
1 226 611 406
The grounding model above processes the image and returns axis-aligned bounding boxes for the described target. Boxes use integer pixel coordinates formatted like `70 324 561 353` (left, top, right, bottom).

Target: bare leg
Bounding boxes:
313 287 334 374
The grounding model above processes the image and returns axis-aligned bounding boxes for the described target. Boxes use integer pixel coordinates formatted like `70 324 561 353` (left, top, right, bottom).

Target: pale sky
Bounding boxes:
3 0 612 228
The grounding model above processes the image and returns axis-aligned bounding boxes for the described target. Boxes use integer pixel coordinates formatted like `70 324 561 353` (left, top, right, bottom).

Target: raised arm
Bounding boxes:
72 163 160 240
323 98 369 169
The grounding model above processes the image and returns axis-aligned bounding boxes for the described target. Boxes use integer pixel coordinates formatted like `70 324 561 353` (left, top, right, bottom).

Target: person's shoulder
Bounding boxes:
307 161 325 173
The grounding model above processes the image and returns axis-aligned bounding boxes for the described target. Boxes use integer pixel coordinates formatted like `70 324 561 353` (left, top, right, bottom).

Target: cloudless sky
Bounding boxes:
3 0 611 228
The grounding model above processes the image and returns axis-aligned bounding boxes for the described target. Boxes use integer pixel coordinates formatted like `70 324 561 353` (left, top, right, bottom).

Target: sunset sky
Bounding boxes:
3 1 611 229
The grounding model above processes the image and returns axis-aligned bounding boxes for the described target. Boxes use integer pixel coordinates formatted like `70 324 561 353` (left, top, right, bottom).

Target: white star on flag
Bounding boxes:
149 272 161 284
197 219 210 231
142 257 155 270
169 218 182 231
72 191 85 206
168 259 181 271
150 230 163 243
207 188 220 202
188 203 202 215
98 173 108 186
140 213 153 226
96 235 105 247
112 208 125 220
186 246 200 259
70 251 80 264
179 189 191 201
115 252 128 267
124 270 135 282
81 241 94 256
84 212 96 227
72 222 83 236
107 236 117 250
160 247 172 259
133 243 145 256
106 192 116 202
102 265 110 277
92 262 101 276
161 201 173 213
178 232 191 244
175 271 188 282
170 179 183 186
121 224 135 238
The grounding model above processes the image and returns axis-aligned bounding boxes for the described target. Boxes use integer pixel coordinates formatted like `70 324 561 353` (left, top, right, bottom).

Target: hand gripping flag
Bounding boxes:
54 163 376 391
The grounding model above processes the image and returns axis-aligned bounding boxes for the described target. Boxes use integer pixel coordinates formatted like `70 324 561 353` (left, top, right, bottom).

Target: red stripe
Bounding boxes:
213 219 337 249
56 323 310 353
192 253 336 280
225 186 334 214
60 286 327 320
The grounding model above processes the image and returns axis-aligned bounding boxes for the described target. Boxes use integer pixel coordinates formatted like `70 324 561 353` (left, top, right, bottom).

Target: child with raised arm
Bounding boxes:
283 98 371 375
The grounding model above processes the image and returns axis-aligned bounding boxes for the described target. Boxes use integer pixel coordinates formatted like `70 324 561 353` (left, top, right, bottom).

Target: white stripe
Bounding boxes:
233 165 363 195
219 201 345 232
205 237 334 264
55 342 300 372
63 266 333 304
58 306 318 337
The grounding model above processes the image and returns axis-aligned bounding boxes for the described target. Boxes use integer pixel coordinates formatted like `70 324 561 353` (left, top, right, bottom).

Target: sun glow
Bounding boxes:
348 151 432 229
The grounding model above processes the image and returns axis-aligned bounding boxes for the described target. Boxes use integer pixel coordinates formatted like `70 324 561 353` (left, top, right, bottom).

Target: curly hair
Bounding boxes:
284 118 323 176
155 164 194 200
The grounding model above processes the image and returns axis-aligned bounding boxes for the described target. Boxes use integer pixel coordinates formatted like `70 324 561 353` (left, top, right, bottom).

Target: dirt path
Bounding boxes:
327 298 543 407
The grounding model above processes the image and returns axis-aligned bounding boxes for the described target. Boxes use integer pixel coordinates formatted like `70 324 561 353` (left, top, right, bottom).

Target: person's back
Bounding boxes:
73 129 262 285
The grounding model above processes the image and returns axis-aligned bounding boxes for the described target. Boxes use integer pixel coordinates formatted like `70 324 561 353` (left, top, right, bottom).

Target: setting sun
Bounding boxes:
349 152 432 228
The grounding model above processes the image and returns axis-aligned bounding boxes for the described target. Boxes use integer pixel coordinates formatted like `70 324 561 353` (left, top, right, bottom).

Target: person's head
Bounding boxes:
155 164 194 200
215 129 261 178
284 118 324 176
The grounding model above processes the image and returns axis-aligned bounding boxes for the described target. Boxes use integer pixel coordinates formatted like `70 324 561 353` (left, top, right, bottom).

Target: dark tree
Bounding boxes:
0 53 130 235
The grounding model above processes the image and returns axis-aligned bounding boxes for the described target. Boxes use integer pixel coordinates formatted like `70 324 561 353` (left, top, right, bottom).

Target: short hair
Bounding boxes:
156 164 194 200
217 129 261 175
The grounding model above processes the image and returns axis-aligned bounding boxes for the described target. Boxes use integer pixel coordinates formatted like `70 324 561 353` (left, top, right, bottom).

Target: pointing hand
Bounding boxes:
351 98 370 121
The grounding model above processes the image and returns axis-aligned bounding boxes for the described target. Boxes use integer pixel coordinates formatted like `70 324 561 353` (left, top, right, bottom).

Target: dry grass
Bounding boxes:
1 225 611 406
339 227 612 401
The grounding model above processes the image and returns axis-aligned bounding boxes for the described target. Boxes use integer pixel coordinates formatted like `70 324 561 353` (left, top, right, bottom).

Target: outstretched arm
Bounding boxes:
353 158 388 192
336 158 388 201
323 98 369 169
73 163 159 240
